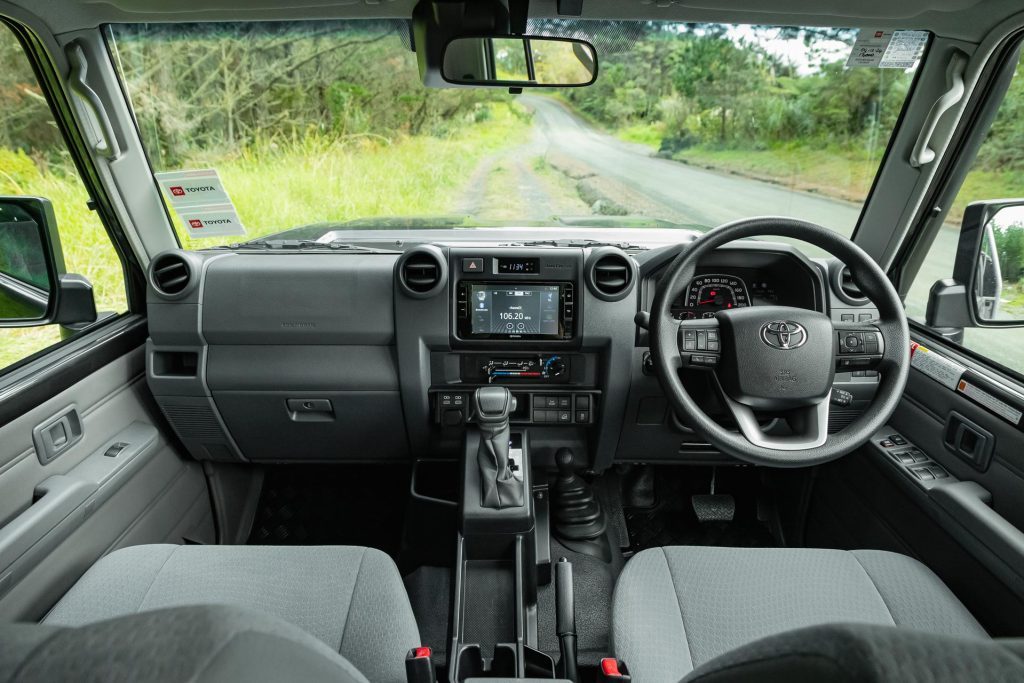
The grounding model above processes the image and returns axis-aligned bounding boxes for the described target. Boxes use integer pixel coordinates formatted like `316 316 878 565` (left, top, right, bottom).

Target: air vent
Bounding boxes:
397 245 448 298
150 252 194 298
587 248 635 301
830 262 868 305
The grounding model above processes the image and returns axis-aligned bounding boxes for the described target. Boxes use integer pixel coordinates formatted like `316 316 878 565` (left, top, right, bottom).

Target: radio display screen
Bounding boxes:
470 284 561 336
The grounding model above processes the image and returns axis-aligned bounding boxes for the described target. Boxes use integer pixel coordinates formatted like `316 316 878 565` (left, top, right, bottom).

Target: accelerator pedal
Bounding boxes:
691 468 735 522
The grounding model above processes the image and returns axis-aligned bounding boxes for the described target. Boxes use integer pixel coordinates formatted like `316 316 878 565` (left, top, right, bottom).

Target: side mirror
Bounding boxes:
441 35 597 88
0 197 97 328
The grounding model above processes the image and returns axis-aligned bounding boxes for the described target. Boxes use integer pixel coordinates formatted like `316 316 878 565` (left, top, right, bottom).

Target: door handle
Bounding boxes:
943 411 994 471
32 405 84 465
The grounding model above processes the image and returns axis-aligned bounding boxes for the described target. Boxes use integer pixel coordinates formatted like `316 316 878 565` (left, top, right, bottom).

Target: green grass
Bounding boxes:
175 102 529 248
0 102 528 369
626 135 1024 227
616 123 664 150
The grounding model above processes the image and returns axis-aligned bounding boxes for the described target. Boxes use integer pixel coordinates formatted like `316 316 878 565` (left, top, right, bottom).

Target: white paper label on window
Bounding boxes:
847 30 928 69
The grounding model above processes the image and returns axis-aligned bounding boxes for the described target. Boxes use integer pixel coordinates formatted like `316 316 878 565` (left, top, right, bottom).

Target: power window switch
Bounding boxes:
104 442 129 458
910 466 935 481
891 451 916 465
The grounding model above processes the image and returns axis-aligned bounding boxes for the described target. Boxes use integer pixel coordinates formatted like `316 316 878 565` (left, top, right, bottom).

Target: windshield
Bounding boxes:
108 21 921 248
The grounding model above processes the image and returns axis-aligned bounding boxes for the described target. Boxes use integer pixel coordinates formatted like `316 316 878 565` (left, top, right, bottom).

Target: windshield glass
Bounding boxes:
108 21 921 248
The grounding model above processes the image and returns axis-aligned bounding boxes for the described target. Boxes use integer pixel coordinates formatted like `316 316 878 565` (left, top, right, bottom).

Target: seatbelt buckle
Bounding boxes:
406 646 435 683
597 658 631 683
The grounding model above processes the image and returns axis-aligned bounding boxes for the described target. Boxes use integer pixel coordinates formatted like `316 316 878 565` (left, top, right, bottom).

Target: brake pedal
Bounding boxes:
691 468 735 522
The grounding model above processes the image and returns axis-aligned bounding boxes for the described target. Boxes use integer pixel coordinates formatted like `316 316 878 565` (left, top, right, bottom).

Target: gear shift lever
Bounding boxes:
473 387 524 509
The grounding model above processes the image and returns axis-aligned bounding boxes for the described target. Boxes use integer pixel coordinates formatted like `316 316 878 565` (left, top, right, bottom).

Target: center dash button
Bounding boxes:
462 258 484 273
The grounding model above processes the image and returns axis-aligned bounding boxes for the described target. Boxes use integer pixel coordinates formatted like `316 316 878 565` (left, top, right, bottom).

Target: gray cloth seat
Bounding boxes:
612 547 989 683
4 605 374 683
44 544 421 683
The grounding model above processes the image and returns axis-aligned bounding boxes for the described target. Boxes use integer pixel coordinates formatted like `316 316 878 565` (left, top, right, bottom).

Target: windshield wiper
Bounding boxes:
214 238 399 253
498 238 648 250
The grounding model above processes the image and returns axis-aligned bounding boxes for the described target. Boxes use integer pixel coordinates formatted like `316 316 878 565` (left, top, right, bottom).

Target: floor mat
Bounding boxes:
623 466 776 553
247 464 410 560
405 565 452 666
536 538 620 667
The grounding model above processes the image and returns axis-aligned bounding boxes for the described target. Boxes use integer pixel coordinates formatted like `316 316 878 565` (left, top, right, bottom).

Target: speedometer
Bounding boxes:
676 274 750 319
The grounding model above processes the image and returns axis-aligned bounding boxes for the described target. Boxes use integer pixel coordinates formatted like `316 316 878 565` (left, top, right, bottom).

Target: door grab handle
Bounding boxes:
910 50 967 168
66 42 121 161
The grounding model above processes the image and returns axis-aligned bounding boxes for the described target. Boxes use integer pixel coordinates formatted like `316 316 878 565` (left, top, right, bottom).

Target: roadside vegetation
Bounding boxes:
3 21 1024 368
567 25 1024 225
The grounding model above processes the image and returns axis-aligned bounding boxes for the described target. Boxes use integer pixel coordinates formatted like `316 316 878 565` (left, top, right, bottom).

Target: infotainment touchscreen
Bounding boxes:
470 284 561 336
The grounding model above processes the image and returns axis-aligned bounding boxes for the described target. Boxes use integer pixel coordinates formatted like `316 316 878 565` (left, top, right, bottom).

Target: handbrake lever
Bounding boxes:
556 557 579 683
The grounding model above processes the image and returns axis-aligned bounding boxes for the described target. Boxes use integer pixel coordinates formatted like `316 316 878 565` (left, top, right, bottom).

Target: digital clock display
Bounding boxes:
497 258 539 274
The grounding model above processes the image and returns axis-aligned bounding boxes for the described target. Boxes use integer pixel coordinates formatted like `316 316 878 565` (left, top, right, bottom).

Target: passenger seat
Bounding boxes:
43 544 421 683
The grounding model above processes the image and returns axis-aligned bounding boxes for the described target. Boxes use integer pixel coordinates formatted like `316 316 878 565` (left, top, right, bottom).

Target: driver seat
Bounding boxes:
612 546 987 682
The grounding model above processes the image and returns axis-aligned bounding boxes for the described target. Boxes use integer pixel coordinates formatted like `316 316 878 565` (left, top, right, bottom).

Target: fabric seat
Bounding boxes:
612 547 988 683
6 605 377 683
44 545 421 683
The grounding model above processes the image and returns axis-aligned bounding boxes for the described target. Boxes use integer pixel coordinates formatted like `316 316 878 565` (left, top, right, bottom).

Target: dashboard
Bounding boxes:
142 234 875 470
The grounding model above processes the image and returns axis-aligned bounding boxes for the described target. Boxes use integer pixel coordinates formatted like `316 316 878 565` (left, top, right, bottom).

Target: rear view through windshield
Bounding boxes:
107 21 921 246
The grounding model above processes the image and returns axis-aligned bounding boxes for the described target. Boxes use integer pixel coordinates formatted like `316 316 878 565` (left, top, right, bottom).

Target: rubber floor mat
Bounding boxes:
247 464 410 560
624 466 775 552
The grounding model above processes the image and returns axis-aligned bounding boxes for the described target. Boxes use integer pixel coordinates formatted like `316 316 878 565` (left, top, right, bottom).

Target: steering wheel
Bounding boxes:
649 217 910 467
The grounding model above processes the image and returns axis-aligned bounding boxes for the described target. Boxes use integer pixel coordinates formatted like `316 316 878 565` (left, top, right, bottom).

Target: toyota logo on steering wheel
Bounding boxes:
760 320 807 350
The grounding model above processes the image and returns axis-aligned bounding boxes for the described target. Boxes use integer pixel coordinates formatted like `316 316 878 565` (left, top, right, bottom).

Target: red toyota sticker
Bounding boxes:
170 186 186 197
189 219 203 229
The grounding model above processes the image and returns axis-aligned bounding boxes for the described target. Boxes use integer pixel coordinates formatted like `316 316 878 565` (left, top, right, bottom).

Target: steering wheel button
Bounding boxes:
683 339 696 350
696 331 707 350
844 335 860 348
707 340 720 351
707 330 719 342
682 329 696 340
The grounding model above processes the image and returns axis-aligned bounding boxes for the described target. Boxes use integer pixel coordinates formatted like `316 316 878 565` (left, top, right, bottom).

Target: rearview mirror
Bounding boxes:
442 35 597 88
0 196 97 328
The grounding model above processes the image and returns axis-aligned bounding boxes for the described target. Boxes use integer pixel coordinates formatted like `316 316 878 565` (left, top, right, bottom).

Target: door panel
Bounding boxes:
0 337 213 621
806 336 1024 636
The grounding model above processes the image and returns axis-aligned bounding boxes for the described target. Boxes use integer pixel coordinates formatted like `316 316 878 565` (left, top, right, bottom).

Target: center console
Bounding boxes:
431 249 599 436
436 249 594 681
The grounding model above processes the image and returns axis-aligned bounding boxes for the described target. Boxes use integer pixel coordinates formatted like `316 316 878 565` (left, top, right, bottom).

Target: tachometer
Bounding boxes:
675 274 750 319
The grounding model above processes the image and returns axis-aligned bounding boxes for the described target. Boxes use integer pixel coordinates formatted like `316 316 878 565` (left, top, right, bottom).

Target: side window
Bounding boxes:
0 23 128 372
905 51 1024 372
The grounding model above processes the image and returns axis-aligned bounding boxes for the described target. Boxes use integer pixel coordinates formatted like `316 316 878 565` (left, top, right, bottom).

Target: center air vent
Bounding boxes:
150 252 196 299
397 245 448 298
830 263 868 305
586 248 636 302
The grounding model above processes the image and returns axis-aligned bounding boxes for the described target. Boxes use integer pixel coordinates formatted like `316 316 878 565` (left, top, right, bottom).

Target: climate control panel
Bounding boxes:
460 354 572 385
482 355 566 382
